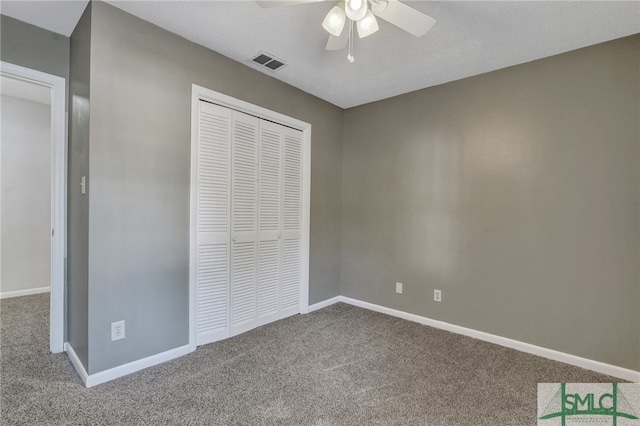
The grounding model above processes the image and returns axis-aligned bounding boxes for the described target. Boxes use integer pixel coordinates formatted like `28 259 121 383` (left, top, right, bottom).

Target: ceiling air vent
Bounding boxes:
250 52 287 72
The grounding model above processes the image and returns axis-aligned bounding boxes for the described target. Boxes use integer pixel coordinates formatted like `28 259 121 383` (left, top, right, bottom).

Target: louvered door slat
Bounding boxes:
231 241 257 327
259 125 282 232
283 131 302 232
280 238 301 311
280 128 303 316
230 111 259 336
257 121 283 323
196 102 231 345
232 117 258 234
258 240 279 318
197 245 227 335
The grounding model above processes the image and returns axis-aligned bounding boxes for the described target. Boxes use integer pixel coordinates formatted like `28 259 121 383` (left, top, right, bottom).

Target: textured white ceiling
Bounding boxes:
3 1 639 108
0 75 51 105
0 0 88 37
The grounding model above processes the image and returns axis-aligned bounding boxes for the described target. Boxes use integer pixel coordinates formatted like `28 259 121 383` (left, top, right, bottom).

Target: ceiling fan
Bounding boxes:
257 0 436 62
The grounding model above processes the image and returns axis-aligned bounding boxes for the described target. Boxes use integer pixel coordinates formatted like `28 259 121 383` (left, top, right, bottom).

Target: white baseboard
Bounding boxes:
311 295 640 382
0 286 50 299
64 342 89 384
65 342 193 387
64 294 638 386
307 296 341 313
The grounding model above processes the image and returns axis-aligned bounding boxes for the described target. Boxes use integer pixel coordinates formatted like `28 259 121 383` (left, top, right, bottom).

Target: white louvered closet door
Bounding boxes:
280 127 303 318
195 102 232 346
194 97 305 346
230 111 260 336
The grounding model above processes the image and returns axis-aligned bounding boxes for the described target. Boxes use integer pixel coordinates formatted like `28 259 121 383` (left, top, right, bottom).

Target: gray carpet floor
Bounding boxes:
1 294 620 425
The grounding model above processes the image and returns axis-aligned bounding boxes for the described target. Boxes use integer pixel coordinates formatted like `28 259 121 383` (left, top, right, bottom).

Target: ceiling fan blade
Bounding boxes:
255 0 326 8
326 30 349 51
371 0 436 37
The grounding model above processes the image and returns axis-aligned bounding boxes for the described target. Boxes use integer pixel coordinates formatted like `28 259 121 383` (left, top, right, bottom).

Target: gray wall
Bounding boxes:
0 95 51 294
67 3 91 369
0 15 69 98
85 2 343 374
342 35 640 371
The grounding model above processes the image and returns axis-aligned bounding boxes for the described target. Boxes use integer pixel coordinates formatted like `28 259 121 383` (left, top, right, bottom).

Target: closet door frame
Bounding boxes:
189 84 311 351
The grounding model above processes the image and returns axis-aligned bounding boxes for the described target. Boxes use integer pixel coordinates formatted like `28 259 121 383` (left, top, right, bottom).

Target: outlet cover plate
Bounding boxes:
396 282 403 294
434 289 442 302
111 320 125 341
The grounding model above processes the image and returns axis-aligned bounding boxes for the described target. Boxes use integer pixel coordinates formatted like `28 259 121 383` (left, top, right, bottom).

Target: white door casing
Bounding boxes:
0 61 66 353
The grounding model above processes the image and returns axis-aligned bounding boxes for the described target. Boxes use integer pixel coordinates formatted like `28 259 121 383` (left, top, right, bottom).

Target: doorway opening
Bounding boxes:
0 62 66 353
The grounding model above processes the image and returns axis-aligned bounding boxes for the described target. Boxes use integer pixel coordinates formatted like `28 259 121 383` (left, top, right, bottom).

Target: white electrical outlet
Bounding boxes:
111 320 125 341
396 282 403 294
434 289 442 302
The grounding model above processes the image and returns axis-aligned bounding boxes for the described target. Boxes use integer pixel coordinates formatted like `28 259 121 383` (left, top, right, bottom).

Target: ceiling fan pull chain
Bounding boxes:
347 20 355 62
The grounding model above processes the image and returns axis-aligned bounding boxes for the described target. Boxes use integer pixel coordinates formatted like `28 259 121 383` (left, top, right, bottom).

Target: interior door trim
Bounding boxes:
0 61 67 353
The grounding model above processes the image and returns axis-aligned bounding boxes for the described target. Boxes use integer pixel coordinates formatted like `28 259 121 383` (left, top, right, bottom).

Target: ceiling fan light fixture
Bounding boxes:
322 5 347 37
356 9 379 38
345 0 367 21
370 0 388 14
